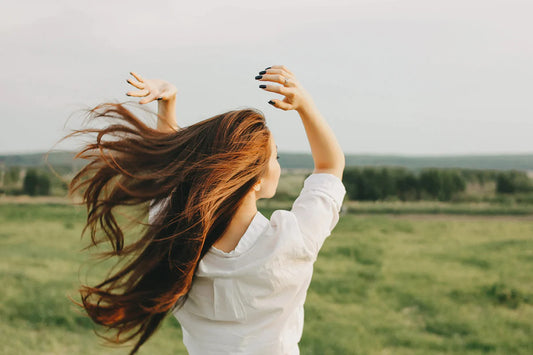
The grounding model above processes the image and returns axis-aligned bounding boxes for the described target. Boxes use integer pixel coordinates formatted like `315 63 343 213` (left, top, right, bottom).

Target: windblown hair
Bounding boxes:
62 102 271 354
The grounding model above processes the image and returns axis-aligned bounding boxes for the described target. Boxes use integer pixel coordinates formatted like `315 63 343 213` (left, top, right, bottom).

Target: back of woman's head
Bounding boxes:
62 102 272 353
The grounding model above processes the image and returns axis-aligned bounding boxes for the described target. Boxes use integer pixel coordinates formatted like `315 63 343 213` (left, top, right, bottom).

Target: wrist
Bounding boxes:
296 101 319 117
156 94 178 132
158 93 176 106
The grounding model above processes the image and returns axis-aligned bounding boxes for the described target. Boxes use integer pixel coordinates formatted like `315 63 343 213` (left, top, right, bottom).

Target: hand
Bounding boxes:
126 72 177 104
256 65 315 112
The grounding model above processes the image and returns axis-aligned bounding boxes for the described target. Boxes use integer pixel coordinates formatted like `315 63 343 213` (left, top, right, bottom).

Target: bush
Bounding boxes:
3 166 21 185
22 168 51 196
344 167 392 201
496 171 532 194
344 167 467 202
419 169 466 201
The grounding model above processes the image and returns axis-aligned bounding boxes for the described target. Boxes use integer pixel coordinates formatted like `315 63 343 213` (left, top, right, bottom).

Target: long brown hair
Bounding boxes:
61 101 271 353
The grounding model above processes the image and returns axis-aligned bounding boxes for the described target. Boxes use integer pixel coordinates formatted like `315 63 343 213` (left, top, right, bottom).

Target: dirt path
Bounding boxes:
0 195 81 204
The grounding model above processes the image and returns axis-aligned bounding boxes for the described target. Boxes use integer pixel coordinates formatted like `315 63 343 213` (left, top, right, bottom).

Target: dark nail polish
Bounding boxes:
268 100 275 105
259 70 266 75
259 84 266 89
265 66 272 70
255 75 263 80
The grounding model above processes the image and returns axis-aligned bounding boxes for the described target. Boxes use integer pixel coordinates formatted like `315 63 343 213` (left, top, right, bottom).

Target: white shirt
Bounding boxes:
149 173 346 355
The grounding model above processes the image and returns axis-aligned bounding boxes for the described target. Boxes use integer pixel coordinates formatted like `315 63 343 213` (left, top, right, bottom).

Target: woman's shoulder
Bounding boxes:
265 209 314 262
268 209 299 230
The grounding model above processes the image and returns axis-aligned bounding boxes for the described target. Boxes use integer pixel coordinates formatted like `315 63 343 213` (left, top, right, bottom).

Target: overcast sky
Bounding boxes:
1 0 532 156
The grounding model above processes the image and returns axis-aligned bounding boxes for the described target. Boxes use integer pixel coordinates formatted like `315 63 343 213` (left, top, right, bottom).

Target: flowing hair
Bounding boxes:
60 102 272 353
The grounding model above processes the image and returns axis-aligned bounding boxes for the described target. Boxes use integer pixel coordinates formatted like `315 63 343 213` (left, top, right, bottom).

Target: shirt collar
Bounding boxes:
209 210 270 257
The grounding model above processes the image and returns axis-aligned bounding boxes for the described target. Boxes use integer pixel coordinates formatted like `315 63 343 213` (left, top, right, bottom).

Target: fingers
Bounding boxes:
127 78 145 89
256 64 297 89
269 65 294 77
130 71 144 83
126 89 149 97
256 65 297 110
256 74 293 86
127 72 146 90
259 84 289 95
263 68 295 80
139 92 159 104
125 72 167 104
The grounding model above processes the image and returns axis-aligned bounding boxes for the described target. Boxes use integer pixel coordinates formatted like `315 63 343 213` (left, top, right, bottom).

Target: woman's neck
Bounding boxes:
213 192 258 252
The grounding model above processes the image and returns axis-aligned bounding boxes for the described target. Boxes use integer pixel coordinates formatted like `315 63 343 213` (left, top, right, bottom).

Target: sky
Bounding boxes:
1 0 532 156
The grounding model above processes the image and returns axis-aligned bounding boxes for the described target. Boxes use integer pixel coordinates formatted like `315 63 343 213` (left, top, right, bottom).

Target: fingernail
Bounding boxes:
268 100 275 105
255 75 263 80
259 85 266 89
259 70 266 75
157 97 163 100
265 66 271 70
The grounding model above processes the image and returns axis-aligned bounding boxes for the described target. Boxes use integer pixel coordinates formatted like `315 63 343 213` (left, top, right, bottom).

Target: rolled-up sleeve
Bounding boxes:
289 173 347 260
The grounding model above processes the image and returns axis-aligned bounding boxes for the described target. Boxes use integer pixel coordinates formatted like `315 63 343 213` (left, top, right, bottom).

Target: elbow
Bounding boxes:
313 163 345 180
313 153 345 180
339 153 346 169
316 154 345 171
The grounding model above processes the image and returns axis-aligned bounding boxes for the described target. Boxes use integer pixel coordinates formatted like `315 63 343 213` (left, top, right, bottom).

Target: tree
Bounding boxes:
23 169 39 196
496 171 532 194
439 169 466 201
396 170 420 201
5 166 21 185
37 173 51 195
22 168 51 196
419 169 441 199
419 169 466 201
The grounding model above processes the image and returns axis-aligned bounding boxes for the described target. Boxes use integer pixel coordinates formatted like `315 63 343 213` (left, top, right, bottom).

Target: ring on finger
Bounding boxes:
283 77 289 86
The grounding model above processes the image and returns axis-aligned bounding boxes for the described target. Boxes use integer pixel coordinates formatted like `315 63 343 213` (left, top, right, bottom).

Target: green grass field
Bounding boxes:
1 203 532 354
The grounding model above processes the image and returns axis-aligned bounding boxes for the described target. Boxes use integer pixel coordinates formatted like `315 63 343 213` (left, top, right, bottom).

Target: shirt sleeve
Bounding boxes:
289 172 347 260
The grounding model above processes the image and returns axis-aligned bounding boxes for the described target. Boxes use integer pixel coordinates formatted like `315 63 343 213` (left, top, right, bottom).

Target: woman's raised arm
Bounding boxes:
156 95 179 132
256 65 345 180
126 71 180 133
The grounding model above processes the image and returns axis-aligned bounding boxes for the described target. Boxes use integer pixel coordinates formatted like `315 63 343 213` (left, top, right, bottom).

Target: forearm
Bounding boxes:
297 103 345 175
157 95 179 132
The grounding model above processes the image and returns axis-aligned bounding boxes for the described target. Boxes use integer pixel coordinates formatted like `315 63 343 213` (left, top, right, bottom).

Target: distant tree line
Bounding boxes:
342 167 533 202
0 166 67 196
1 164 532 200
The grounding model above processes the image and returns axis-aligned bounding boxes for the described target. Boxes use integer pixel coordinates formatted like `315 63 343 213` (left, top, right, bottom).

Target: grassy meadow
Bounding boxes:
1 202 532 354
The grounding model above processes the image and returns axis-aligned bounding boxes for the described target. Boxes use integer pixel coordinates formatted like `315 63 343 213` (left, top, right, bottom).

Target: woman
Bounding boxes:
66 65 346 354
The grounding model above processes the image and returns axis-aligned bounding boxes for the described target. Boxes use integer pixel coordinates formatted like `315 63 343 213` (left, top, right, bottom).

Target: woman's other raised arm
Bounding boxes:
156 95 179 132
126 71 180 133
